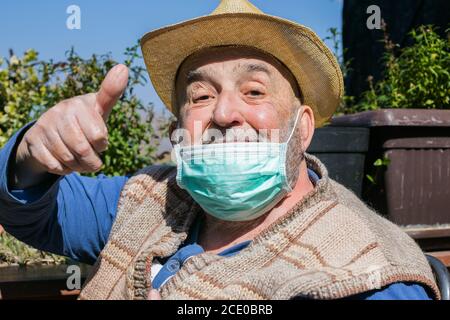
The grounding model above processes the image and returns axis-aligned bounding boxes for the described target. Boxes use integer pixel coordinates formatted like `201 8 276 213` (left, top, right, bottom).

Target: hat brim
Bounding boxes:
140 13 343 128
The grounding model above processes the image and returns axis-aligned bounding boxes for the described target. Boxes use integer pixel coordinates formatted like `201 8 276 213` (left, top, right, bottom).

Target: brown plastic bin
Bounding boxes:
332 109 450 226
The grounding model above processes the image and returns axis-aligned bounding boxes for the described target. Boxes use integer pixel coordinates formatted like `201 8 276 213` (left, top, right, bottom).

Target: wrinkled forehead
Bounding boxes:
175 46 300 94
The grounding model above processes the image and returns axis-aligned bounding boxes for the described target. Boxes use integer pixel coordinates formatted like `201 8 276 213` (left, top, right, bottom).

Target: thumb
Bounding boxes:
95 64 129 121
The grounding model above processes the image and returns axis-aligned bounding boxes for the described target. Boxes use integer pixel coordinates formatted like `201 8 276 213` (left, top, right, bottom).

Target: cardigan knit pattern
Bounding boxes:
78 154 439 300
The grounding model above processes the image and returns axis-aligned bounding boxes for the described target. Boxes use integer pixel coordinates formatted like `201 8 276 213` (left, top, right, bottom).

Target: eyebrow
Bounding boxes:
241 63 271 76
186 70 210 85
185 62 272 85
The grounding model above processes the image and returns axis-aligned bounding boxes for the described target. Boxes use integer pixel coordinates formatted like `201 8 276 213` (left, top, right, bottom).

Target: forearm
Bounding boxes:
7 121 58 189
0 122 63 249
0 124 127 263
10 148 55 190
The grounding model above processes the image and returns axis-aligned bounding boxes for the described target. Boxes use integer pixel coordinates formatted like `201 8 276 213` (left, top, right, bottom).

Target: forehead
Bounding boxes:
177 46 296 84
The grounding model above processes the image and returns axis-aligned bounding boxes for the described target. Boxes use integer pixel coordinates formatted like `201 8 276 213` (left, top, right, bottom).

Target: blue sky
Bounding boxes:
1 0 343 116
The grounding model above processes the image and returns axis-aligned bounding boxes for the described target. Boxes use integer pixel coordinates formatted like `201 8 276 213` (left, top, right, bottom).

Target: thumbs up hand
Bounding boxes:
13 65 129 186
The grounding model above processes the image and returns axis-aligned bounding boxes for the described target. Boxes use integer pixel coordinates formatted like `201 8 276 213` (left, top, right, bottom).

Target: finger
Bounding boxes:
76 104 109 153
42 128 84 172
27 141 71 176
95 64 129 121
147 289 162 300
57 118 103 173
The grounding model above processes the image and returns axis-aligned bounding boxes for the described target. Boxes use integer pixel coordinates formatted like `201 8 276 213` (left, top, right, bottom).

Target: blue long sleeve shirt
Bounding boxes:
0 122 433 300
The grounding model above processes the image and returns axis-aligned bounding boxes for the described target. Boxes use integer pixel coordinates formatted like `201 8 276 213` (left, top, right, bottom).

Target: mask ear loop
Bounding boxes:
286 108 302 144
280 108 302 194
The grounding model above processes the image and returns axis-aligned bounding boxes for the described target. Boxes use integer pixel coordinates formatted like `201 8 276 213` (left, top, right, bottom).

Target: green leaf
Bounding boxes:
366 174 376 185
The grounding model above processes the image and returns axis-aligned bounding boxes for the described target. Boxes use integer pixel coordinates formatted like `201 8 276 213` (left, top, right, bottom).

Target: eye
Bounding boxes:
247 90 264 97
193 95 213 103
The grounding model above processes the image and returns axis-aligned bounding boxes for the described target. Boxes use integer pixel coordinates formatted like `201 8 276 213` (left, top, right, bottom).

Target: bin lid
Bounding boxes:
383 137 450 149
331 109 450 127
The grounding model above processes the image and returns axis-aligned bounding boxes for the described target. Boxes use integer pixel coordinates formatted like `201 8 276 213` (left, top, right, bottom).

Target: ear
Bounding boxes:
168 120 179 146
299 105 315 151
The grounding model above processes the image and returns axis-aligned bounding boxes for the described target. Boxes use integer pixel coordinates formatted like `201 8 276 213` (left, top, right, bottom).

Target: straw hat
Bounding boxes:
140 0 344 128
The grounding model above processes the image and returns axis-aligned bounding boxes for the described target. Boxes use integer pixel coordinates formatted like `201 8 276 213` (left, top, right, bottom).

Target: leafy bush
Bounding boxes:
0 44 170 265
347 25 450 113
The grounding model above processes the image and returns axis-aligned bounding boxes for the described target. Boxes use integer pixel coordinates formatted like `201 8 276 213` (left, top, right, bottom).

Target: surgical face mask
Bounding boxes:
174 110 301 222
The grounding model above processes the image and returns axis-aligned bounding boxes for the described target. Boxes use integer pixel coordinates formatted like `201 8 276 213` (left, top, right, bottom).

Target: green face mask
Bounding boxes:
174 110 300 222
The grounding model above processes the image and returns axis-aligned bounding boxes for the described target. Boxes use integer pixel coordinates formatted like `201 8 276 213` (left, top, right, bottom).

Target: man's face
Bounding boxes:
174 47 302 144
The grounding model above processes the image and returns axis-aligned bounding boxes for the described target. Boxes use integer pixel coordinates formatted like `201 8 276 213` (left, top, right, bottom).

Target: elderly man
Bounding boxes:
0 0 440 300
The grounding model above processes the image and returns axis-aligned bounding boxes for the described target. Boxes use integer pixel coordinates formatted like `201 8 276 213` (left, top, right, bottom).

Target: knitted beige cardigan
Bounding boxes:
78 155 439 300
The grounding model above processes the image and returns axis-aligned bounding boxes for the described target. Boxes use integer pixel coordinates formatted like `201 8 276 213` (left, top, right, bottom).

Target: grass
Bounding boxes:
0 231 67 267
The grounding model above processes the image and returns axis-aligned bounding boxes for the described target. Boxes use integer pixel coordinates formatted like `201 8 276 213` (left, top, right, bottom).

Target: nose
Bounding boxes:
211 91 245 129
